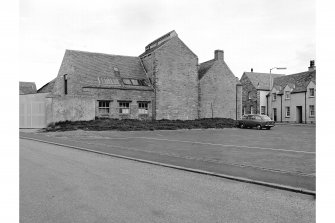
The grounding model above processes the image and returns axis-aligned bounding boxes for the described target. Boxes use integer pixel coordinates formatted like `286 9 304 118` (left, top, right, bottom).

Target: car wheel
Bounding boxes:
266 127 271 130
240 123 245 129
256 124 262 130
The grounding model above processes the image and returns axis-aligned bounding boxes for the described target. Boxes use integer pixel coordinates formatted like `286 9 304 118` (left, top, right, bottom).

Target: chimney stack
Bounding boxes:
308 60 316 71
214 50 224 61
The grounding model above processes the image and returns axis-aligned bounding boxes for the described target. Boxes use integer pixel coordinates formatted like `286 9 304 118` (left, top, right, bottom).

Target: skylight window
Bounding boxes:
123 79 132 85
130 79 139 85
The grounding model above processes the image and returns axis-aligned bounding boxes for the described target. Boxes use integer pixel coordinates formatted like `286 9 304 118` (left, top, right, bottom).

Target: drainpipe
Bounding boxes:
236 85 238 120
305 91 307 124
281 95 283 122
266 95 269 116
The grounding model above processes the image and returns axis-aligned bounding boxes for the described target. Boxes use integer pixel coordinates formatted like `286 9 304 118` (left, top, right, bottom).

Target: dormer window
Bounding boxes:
248 92 251 100
285 91 290 100
309 88 315 97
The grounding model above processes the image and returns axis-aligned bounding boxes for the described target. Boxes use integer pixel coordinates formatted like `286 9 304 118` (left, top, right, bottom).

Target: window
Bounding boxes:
64 74 68 95
130 79 139 85
119 102 130 114
138 79 148 86
98 101 110 115
309 105 315 117
309 88 315 97
261 106 266 115
123 79 148 86
285 91 290 99
250 106 254 114
243 107 246 115
285 106 290 117
248 92 251 100
138 102 149 114
272 93 276 101
122 79 132 85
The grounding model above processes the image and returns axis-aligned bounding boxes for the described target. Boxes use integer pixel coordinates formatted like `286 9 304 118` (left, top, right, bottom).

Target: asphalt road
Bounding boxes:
20 125 315 191
20 139 315 223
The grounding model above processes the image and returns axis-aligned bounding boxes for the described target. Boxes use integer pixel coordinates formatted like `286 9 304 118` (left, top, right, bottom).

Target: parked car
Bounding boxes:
238 114 275 130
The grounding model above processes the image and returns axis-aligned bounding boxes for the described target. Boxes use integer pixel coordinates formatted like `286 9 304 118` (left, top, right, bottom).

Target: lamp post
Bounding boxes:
268 67 286 118
270 67 286 74
269 67 286 89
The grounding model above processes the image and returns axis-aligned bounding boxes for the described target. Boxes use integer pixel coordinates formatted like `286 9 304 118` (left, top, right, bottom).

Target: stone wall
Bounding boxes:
50 96 96 123
240 74 258 114
153 37 199 120
199 60 240 119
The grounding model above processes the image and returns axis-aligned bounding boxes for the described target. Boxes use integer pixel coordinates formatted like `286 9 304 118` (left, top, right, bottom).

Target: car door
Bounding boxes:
250 115 257 127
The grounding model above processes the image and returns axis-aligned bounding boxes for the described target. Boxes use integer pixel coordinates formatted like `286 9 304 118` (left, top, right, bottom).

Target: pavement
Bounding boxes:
20 125 315 192
20 139 315 223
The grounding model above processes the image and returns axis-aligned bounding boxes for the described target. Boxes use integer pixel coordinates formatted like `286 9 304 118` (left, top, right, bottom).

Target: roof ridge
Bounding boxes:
66 49 139 59
199 59 215 66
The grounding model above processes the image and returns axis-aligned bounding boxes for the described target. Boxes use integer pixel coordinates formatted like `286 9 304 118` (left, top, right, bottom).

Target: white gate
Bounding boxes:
19 93 48 128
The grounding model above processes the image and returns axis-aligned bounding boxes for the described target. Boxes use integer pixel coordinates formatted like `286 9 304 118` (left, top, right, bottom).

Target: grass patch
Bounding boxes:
44 118 238 132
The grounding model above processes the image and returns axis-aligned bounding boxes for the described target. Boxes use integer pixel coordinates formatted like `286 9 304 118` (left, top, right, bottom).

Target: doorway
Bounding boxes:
296 106 303 123
273 108 277 122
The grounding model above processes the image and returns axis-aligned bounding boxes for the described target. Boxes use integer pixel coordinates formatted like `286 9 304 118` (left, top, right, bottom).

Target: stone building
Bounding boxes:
240 61 316 123
37 30 242 125
199 50 242 119
267 61 316 123
240 71 284 115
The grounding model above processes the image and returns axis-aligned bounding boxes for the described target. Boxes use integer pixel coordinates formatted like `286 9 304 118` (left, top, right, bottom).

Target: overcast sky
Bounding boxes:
19 0 315 88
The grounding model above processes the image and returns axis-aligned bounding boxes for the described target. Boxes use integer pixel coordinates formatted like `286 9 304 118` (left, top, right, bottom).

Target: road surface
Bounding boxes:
20 125 315 191
20 138 315 223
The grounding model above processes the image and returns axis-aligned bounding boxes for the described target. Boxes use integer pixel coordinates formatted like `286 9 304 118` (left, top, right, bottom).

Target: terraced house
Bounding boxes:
240 61 316 123
267 61 316 123
21 30 242 128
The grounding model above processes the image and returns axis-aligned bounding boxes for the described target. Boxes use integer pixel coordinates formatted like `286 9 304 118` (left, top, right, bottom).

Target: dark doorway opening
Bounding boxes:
296 106 303 123
273 108 277 122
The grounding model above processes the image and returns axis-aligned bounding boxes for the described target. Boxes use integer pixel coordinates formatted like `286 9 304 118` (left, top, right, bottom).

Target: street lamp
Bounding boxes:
268 67 287 117
269 67 286 89
270 67 286 74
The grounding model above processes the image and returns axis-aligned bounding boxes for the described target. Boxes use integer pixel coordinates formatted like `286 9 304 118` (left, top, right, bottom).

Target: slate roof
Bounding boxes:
66 50 147 79
37 79 56 93
243 72 285 90
198 59 215 79
19 82 37 94
273 70 316 94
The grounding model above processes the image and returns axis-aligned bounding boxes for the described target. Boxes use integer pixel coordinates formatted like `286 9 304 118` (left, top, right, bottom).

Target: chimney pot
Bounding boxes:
251 68 253 72
214 50 224 61
308 60 316 71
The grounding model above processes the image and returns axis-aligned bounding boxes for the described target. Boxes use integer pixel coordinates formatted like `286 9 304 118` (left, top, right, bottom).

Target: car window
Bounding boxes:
261 115 272 121
255 116 262 120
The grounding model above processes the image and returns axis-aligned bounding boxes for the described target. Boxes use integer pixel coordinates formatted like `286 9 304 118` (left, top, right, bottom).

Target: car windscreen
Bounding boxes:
261 116 272 121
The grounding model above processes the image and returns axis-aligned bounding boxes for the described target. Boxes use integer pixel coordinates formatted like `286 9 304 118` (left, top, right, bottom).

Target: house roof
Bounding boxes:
37 78 56 93
60 50 153 91
139 30 178 57
243 72 285 90
273 70 316 94
198 59 215 79
66 50 148 80
19 81 37 94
